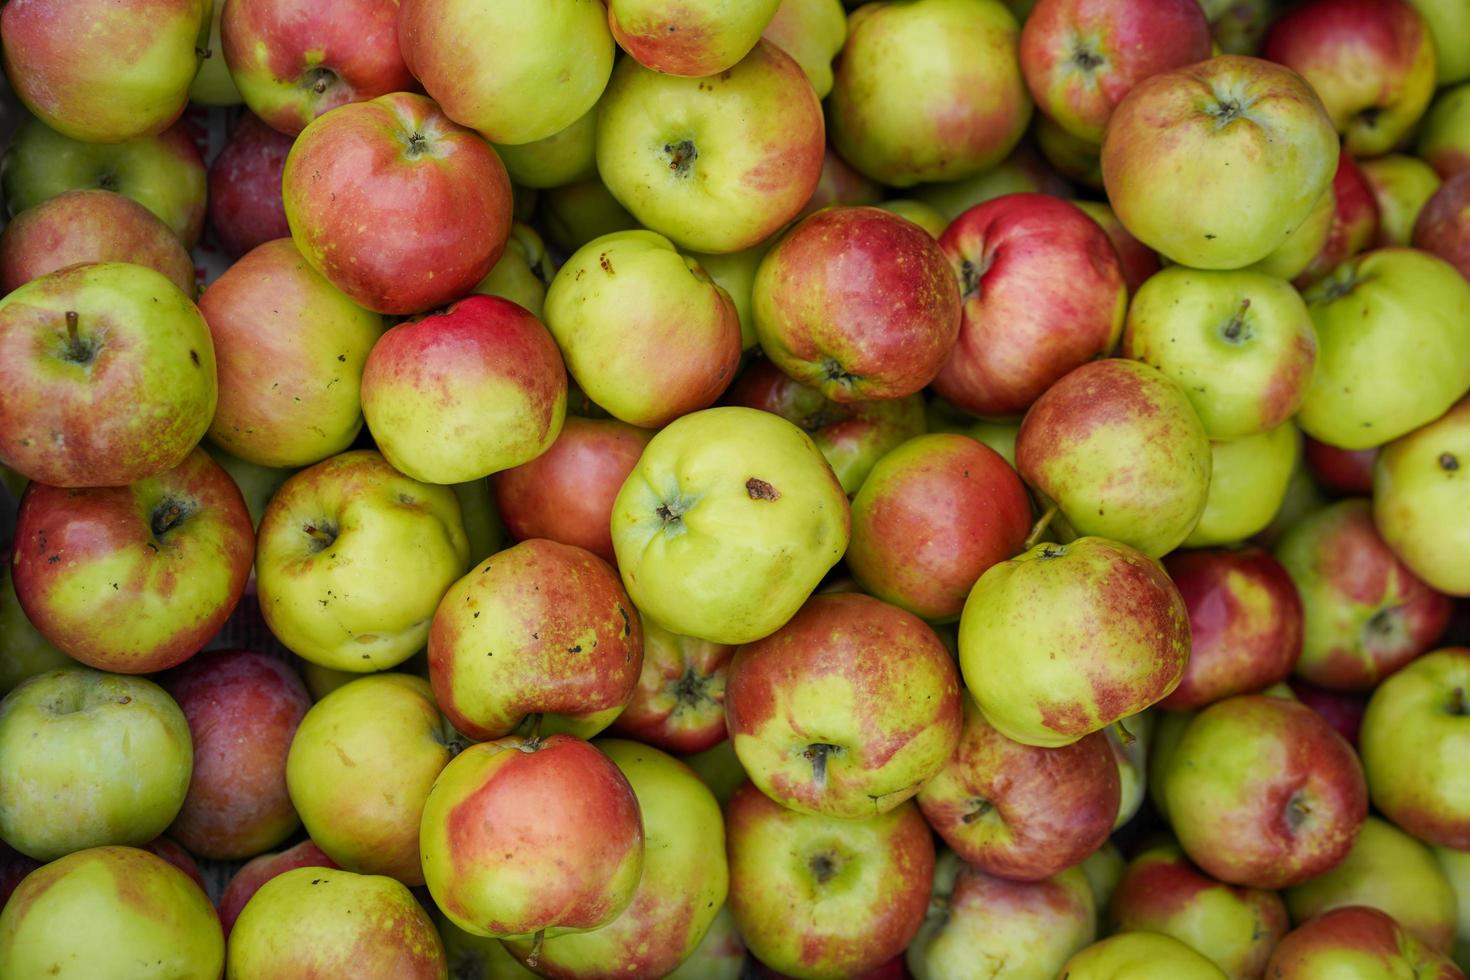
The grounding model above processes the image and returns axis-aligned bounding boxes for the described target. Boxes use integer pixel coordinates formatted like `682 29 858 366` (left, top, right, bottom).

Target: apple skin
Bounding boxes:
0 262 217 489
1101 55 1339 270
847 433 1031 622
12 448 254 674
917 698 1118 879
829 0 1033 187
608 0 782 76
1297 153 1382 287
0 189 195 296
763 0 847 98
206 113 293 260
610 612 733 755
1107 841 1291 980
1 118 208 248
1185 422 1301 548
596 40 824 254
1071 199 1161 294
934 194 1127 419
492 109 596 191
190 0 241 106
726 782 933 980
419 733 645 940
0 669 193 861
1015 358 1212 559
0 846 223 979
1019 0 1212 144
1159 547 1304 711
667 905 746 980
1276 498 1451 691
1363 154 1445 246
1062 932 1229 979
1289 680 1367 747
1162 694 1369 890
286 674 453 885
1266 905 1465 979
1435 846 1470 969
753 206 962 403
473 221 557 320
283 92 513 316
427 539 643 742
726 593 963 819
1305 437 1379 495
228 866 446 978
0 561 73 694
1408 0 1470 85
1374 395 1470 596
1415 171 1470 282
221 0 415 137
1263 0 1437 158
1420 83 1470 179
218 839 339 936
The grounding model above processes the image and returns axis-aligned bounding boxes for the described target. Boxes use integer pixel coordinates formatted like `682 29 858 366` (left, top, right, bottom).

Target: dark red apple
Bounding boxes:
1297 152 1382 287
1304 437 1380 496
1290 679 1368 747
207 112 293 259
610 612 733 755
1413 170 1470 282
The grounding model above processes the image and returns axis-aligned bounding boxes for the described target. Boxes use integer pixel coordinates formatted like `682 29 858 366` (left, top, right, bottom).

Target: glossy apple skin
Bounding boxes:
159 650 310 860
0 189 194 295
608 0 781 77
1297 153 1382 287
934 194 1126 419
283 92 513 315
1414 171 1470 282
12 449 254 674
1163 694 1369 890
1374 395 1470 596
1160 548 1304 710
206 113 293 259
726 782 933 980
218 839 339 936
1071 199 1160 294
611 613 733 755
847 433 1031 622
1266 905 1465 979
1304 438 1379 495
917 699 1118 880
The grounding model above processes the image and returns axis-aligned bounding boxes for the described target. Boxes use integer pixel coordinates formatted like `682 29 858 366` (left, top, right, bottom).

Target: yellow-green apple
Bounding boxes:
0 262 216 488
1240 181 1337 281
1 118 208 247
691 243 775 350
608 0 782 76
1408 0 1470 84
0 562 72 694
916 699 1118 878
726 782 932 980
492 109 596 190
1015 358 1211 557
829 0 1032 186
877 199 949 238
1207 0 1279 55
206 113 293 259
159 651 308 861
435 911 539 980
1072 198 1161 293
11 449 253 673
596 41 824 254
1020 0 1212 143
1263 0 1437 157
725 593 962 818
1265 905 1466 979
1374 396 1470 595
227 865 446 977
427 539 643 741
959 536 1190 746
1081 841 1126 909
796 144 885 224
255 450 470 671
1297 153 1382 287
286 674 453 884
419 733 644 939
1107 841 1290 979
1185 423 1301 547
1101 55 1338 269
0 669 192 860
544 230 742 428
440 479 506 562
763 0 847 97
0 0 206 144
473 222 557 319
1287 815 1458 952
1159 547 1303 710
1108 709 1153 828
1033 113 1103 188
611 613 733 755
502 740 727 977
1363 154 1445 245
909 141 1071 220
204 445 295 532
846 433 1031 621
537 177 639 255
283 92 513 315
908 853 1095 980
221 0 414 136
1304 437 1379 496
1161 694 1368 889
1149 706 1195 820
191 0 241 105
934 194 1127 418
0 190 194 295
1415 171 1470 280
1061 931 1229 979
610 406 850 645
753 206 961 402
925 399 1021 463
218 839 338 936
683 737 746 808
200 238 385 469
1420 83 1470 178
1276 499 1451 690
1435 847 1470 968
668 905 746 980
0 846 222 979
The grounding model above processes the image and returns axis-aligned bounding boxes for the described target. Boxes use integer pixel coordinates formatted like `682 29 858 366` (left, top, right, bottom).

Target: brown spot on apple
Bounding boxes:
745 478 780 501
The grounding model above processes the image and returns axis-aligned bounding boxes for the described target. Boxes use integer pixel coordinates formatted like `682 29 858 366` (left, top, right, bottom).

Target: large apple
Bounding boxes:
1374 395 1470 596
610 612 733 755
218 839 338 936
206 113 293 259
1185 422 1301 548
607 0 781 76
1415 171 1470 281
1266 905 1465 979
1362 154 1444 245
1060 932 1229 979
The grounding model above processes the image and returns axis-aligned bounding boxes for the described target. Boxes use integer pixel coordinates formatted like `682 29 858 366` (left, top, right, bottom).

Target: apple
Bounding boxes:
610 612 733 755
1241 180 1338 281
1080 841 1126 910
846 433 1031 622
255 450 470 672
795 145 884 222
1108 710 1152 828
492 109 596 191
1290 680 1368 748
1362 154 1445 245
1305 437 1379 495
1415 172 1470 281
910 141 1071 220
924 400 1020 464
0 669 192 861
610 406 850 646
763 0 847 98
436 910 540 980
682 737 746 809
206 112 293 259
1072 199 1161 293
419 733 644 939
0 262 216 488
690 243 776 351
12 448 253 674
0 844 41 910
726 782 933 980
667 905 746 980
1061 932 1229 979
1101 55 1339 270
228 866 446 977
538 177 639 255
829 0 1032 187
1266 905 1465 978
1033 113 1103 189
1420 83 1470 178
218 839 339 936
1297 153 1382 287
0 846 222 979
876 199 949 238
0 561 72 694
473 222 557 320
1263 0 1437 157
1408 0 1470 84
190 0 241 106
1375 395 1470 596
608 0 782 76
0 189 195 296
1435 847 1470 969
596 40 824 254
1186 423 1301 547
934 194 1127 419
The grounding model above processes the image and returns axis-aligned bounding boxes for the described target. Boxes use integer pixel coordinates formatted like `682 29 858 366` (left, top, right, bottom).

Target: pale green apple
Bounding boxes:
1082 841 1126 909
1034 113 1102 189
925 398 1018 464
666 905 745 980
202 444 294 529
0 563 73 694
1361 154 1443 245
690 241 776 350
1108 710 1155 829
1148 707 1195 822
1241 183 1336 280
1433 846 1470 969
1373 395 1470 595
1298 248 1470 450
763 0 847 97
877 199 949 238
1062 931 1228 979
450 479 505 566
1418 82 1470 178
492 108 596 189
1408 0 1470 85
1185 423 1300 548
681 737 746 808
473 222 556 320
538 177 639 255
189 0 242 106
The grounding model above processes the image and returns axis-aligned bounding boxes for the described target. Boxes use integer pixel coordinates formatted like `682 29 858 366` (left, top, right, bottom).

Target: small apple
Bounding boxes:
1060 932 1229 979
607 0 782 76
218 839 339 936
610 612 733 755
876 199 949 238
667 905 746 980
682 738 746 809
205 113 293 259
1362 154 1444 245
473 221 557 320
1266 905 1465 979
1374 395 1470 596
1108 710 1152 828
1304 437 1379 496
1419 82 1470 179
190 0 241 106
1290 680 1368 747
537 177 639 255
690 242 776 350
1415 171 1470 282
0 561 72 694
1185 423 1301 548
1297 152 1382 287
1071 199 1161 293
1033 113 1103 188
492 109 597 190
910 142 1071 220
763 0 847 98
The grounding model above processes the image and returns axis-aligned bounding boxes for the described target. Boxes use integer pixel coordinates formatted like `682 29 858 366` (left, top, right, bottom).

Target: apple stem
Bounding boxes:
1024 504 1058 551
1222 298 1252 343
526 712 543 743
1111 718 1136 746
526 930 544 968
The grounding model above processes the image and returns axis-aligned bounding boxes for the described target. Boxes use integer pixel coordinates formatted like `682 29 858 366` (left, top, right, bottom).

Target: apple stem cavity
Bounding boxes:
1448 687 1467 717
663 139 698 177
59 310 97 365
1025 504 1059 551
1220 298 1253 344
302 66 337 96
803 742 840 791
150 499 192 539
301 522 338 552
1285 790 1312 835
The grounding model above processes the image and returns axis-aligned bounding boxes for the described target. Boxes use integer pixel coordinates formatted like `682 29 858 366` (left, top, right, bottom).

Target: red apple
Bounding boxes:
1304 437 1380 496
795 144 885 221
217 840 339 936
1414 171 1470 282
1289 680 1368 747
1296 153 1382 287
609 612 733 755
206 113 292 259
1071 199 1161 294
1266 906 1465 978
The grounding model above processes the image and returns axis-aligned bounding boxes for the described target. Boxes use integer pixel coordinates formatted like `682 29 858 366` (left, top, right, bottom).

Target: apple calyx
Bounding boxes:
807 848 845 885
1069 41 1105 74
150 498 194 539
803 741 841 790
1284 789 1313 835
663 139 698 178
1440 453 1460 472
670 667 716 712
301 66 338 97
1220 297 1253 344
1206 88 1255 129
1447 687 1467 717
1361 606 1405 652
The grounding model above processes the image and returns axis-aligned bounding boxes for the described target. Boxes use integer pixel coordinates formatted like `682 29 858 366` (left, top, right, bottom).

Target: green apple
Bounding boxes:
449 479 505 566
925 398 1019 464
762 0 847 97
1241 183 1336 280
1148 708 1195 823
1434 846 1470 969
877 199 950 238
1361 154 1444 246
537 177 639 255
909 147 1060 220
1419 81 1470 178
1033 113 1103 189
1374 395 1470 595
1185 423 1301 548
1061 931 1228 979
203 444 295 529
473 222 556 321
189 0 242 106
0 562 72 694
1408 0 1470 85
435 911 538 979
1082 841 1126 909
681 737 746 808
1108 710 1155 829
492 108 596 189
689 241 776 350
667 905 746 980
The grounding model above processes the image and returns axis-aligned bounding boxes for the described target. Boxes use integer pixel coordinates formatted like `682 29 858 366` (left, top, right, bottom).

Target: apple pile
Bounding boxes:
1 0 1469 977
